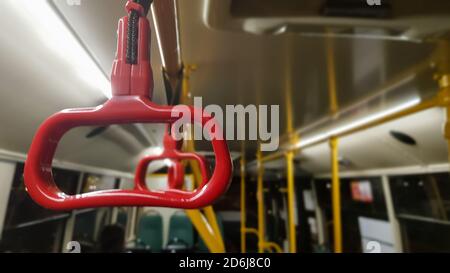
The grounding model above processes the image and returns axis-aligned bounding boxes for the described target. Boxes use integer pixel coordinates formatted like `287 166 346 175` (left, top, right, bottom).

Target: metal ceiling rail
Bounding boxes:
260 71 439 164
261 41 450 164
294 59 432 137
261 80 445 164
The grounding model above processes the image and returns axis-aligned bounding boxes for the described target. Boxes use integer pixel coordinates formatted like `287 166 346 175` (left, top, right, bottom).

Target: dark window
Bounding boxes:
0 218 66 253
390 173 450 219
71 209 110 252
314 177 388 252
390 172 450 252
316 177 387 217
398 217 450 252
71 173 116 252
0 163 80 253
2 163 78 229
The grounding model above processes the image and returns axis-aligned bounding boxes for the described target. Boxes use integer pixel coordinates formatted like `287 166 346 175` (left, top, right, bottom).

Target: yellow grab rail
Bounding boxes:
257 148 266 253
181 64 225 253
240 153 247 253
285 151 297 253
185 209 224 253
262 242 283 253
329 137 342 253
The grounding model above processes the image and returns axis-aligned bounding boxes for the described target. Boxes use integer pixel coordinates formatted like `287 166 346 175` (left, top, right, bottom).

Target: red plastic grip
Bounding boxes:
24 97 232 210
135 153 209 191
167 161 185 190
135 133 210 191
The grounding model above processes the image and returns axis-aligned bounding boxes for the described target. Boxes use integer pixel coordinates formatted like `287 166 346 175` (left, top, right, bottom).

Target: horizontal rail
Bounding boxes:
243 227 259 237
263 242 283 253
261 95 441 163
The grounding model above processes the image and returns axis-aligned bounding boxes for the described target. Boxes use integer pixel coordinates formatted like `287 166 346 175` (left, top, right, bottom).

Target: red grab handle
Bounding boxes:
24 99 231 210
167 161 185 190
135 133 210 191
23 2 232 210
135 153 209 191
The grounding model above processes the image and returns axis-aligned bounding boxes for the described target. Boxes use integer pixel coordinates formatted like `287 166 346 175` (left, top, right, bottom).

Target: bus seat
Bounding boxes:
136 211 163 252
167 212 194 250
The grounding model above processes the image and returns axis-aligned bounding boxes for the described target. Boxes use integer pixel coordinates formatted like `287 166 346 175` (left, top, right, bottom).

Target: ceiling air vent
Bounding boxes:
322 0 392 19
205 0 450 41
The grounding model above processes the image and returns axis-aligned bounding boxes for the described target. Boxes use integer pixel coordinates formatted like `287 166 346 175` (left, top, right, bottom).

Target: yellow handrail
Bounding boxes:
185 210 225 253
329 137 342 253
240 153 247 253
285 151 297 253
181 64 225 253
257 148 265 253
263 242 283 253
243 227 259 237
260 95 440 164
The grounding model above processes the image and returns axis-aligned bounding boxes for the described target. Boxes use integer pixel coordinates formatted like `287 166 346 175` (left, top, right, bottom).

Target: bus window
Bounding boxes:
0 219 67 253
0 163 79 253
72 209 112 252
70 174 116 252
314 177 388 252
390 173 450 252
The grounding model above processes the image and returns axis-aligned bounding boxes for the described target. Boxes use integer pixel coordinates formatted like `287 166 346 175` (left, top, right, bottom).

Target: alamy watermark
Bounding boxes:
366 0 382 6
366 241 382 253
66 0 81 6
171 97 280 152
66 241 81 253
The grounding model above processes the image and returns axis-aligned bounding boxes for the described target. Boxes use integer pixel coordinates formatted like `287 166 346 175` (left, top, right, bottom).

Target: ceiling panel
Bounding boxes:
299 108 448 174
178 0 443 155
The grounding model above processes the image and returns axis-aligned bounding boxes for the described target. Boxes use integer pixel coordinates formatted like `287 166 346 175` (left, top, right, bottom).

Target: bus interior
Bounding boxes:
0 0 449 254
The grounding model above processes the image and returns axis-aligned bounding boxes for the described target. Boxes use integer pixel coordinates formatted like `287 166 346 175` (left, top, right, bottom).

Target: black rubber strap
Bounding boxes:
126 0 152 65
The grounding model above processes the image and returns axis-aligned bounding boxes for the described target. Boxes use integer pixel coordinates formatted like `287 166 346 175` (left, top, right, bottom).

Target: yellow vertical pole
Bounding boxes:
445 91 450 163
438 74 450 165
257 148 265 253
181 64 225 252
240 154 247 253
285 151 297 253
326 34 339 115
435 40 450 161
181 65 197 104
327 32 342 253
329 137 342 253
284 36 298 253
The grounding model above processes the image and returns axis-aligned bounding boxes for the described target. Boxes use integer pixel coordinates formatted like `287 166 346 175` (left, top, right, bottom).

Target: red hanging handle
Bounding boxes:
135 132 210 191
23 2 232 210
167 161 185 190
165 131 187 190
